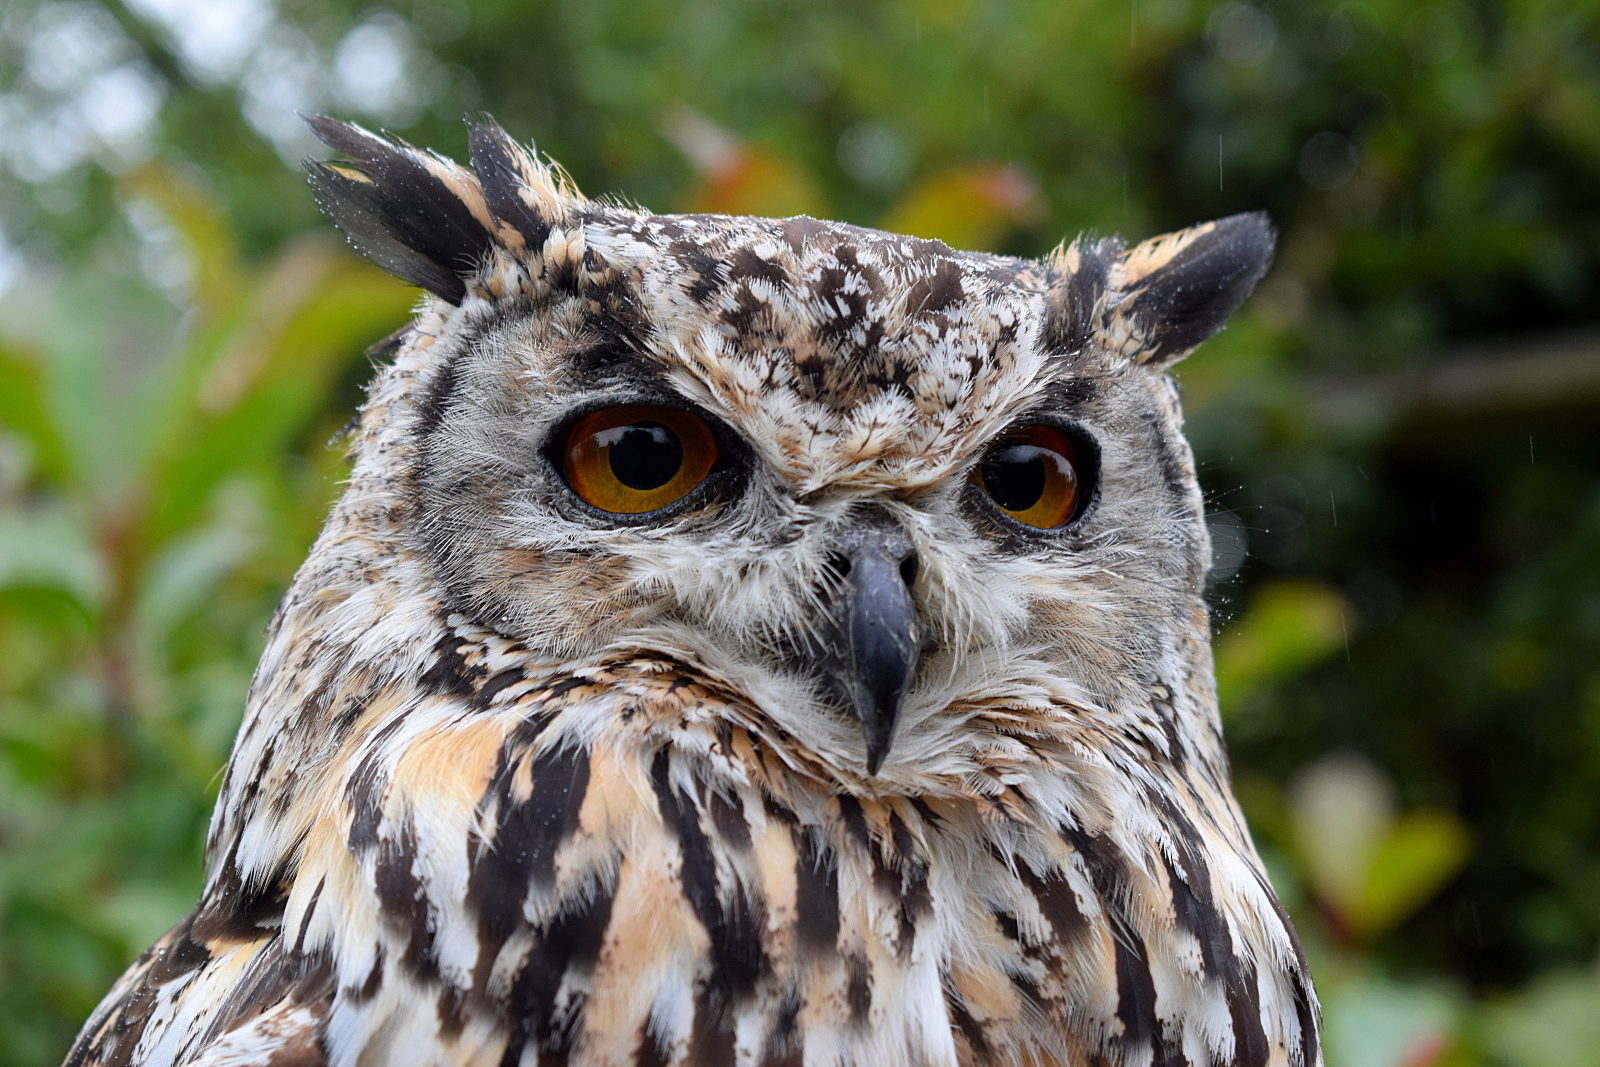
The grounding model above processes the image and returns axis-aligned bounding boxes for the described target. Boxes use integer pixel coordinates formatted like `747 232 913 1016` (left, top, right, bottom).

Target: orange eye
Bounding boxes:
974 425 1082 529
562 405 719 514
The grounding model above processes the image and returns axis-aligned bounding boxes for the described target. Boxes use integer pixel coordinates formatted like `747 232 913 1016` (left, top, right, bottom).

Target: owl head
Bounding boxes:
305 115 1272 792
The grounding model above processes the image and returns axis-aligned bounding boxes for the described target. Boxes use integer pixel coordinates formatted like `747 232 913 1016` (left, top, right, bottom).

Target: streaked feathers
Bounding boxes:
65 115 1318 1067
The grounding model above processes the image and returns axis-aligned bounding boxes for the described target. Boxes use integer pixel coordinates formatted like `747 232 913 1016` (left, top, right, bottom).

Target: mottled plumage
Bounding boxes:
66 115 1318 1067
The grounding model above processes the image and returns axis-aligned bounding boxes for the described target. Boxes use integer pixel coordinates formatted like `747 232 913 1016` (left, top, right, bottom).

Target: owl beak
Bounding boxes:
817 524 921 776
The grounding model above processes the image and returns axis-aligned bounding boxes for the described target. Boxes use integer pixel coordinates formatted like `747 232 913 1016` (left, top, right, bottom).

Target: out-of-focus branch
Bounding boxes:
1410 332 1600 416
97 0 195 92
1311 330 1600 427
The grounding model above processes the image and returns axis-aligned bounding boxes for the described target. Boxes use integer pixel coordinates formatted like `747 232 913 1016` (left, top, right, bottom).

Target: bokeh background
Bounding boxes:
2 0 1599 1063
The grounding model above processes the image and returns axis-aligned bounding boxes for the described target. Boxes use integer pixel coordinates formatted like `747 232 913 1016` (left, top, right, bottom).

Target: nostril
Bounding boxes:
826 552 852 579
899 552 919 587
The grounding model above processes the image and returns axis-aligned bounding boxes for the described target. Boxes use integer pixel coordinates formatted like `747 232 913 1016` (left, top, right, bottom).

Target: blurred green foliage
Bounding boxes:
2 1 1599 1064
0 163 414 1055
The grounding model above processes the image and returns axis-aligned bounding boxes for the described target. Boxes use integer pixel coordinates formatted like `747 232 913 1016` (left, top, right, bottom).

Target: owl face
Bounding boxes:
310 116 1274 788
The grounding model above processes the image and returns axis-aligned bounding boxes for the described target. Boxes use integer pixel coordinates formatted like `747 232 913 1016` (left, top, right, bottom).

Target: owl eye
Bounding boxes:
562 405 719 514
974 425 1084 530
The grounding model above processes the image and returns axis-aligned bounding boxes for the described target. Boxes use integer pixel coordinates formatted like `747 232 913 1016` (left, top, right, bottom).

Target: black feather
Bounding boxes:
1127 211 1276 365
465 113 553 251
304 115 498 304
307 161 467 302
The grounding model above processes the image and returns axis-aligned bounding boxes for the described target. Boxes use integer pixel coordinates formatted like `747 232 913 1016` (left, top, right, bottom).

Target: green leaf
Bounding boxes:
0 341 70 488
1287 753 1475 943
0 510 107 613
7 273 183 499
119 164 242 316
1289 750 1397 919
1482 971 1600 1067
1216 580 1352 712
133 485 262 648
144 241 411 541
1320 970 1464 1067
1352 811 1474 941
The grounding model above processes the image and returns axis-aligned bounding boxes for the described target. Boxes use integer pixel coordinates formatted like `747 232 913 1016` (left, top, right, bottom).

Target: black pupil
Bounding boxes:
608 422 683 490
982 444 1048 512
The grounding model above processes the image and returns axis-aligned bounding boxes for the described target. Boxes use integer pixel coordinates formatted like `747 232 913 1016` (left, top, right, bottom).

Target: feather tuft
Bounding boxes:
304 113 580 305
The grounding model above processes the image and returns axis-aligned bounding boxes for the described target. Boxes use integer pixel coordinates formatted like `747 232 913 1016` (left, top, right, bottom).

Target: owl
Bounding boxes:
64 116 1319 1067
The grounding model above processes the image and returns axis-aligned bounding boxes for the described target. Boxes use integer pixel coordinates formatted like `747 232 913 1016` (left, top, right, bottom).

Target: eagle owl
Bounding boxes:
65 116 1320 1067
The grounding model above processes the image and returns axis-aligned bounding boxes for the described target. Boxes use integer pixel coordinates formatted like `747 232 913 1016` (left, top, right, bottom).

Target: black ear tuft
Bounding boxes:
304 115 499 305
1116 211 1276 366
465 113 553 253
306 161 468 302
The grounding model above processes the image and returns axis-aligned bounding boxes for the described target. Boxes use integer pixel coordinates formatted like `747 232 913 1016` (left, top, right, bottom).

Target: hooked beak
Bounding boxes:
811 522 921 776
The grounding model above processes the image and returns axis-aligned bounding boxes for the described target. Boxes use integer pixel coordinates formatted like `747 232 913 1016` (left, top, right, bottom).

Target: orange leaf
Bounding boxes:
879 162 1046 251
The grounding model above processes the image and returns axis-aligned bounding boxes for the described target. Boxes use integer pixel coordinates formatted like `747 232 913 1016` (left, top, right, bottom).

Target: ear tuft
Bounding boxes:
1112 211 1276 366
465 113 581 255
304 114 582 305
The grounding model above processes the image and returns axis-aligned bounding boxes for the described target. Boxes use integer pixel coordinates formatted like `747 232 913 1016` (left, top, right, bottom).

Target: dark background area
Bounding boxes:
2 1 1598 1063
